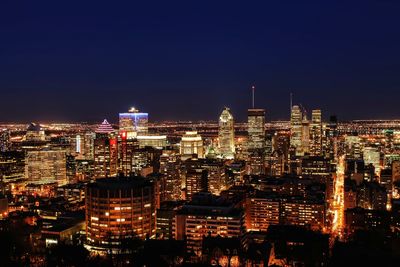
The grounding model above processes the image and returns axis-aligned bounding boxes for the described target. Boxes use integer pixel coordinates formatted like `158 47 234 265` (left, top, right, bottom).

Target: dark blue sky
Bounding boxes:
1 1 400 123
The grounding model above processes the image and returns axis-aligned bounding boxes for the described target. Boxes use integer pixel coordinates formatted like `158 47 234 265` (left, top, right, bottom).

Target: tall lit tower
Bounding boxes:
301 111 310 154
247 86 266 151
310 109 322 156
247 86 266 175
94 119 118 178
119 107 148 138
290 105 303 155
218 107 235 159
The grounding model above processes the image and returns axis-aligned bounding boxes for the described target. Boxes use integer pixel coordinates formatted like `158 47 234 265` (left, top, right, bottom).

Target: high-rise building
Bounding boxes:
25 149 67 185
160 149 182 201
246 192 280 232
174 193 245 256
184 167 208 201
180 131 204 160
119 107 149 138
85 176 156 253
247 109 265 151
93 120 118 178
75 132 95 160
0 129 10 152
345 135 362 159
310 109 322 156
25 123 46 142
0 151 26 183
290 105 303 155
117 131 139 176
301 113 310 154
184 158 227 197
218 107 235 159
363 147 381 177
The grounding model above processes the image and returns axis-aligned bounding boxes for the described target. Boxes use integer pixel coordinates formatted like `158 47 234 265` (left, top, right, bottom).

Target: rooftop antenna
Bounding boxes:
251 85 255 108
290 92 293 111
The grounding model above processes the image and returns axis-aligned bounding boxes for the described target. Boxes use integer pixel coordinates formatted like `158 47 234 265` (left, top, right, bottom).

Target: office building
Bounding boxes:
119 107 148 138
247 109 265 151
180 131 204 160
290 105 303 155
25 149 67 186
174 193 245 256
218 107 235 159
310 109 322 156
85 176 156 253
93 120 118 178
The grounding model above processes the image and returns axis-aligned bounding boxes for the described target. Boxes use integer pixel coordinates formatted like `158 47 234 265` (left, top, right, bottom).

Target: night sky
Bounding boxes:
1 1 400 123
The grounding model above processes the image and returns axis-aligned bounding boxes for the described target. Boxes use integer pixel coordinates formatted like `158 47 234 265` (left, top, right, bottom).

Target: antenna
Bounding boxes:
251 85 255 108
290 92 293 111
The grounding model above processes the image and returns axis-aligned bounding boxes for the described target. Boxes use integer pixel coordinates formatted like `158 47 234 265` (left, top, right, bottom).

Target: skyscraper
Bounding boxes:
119 107 149 138
310 109 322 156
93 119 118 178
25 149 67 185
290 105 303 155
301 113 310 154
218 107 235 159
180 131 204 160
0 129 10 152
247 109 265 151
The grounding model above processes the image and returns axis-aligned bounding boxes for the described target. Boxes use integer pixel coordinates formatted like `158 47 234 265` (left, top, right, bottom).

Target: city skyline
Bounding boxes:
1 1 400 122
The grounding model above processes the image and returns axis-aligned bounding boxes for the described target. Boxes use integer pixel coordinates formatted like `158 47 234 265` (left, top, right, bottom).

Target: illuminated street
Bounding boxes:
331 155 345 240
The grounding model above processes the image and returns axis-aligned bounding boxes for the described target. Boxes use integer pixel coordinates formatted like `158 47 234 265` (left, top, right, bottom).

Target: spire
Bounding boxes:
251 85 255 108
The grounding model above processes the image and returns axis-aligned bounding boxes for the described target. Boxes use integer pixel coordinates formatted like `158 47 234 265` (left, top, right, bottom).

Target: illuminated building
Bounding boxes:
85 176 156 253
226 161 246 185
184 158 227 197
301 156 331 183
185 167 208 201
218 107 235 159
363 146 381 177
345 135 362 159
131 147 162 175
25 123 46 142
174 193 245 256
380 168 392 205
248 150 265 175
156 201 184 240
301 113 310 154
345 207 390 234
245 192 280 231
0 151 25 183
93 120 118 178
160 149 182 200
75 132 95 160
310 109 322 156
137 135 167 149
66 154 77 183
272 131 290 175
0 129 10 152
281 198 325 231
247 109 265 151
393 160 400 183
117 131 139 176
357 181 387 210
25 149 67 185
290 105 303 155
119 107 148 138
180 131 204 160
